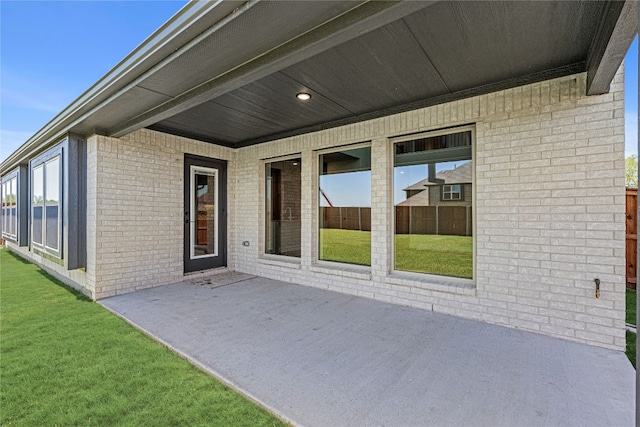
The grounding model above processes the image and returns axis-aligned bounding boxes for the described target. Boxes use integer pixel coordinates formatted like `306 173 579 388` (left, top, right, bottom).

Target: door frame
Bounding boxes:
184 154 227 273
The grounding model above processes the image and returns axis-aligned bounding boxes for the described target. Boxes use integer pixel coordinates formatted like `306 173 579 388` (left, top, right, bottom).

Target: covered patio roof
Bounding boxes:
1 0 637 171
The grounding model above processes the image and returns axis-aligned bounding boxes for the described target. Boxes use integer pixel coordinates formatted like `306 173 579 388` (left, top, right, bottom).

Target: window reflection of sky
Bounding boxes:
319 161 470 207
320 171 370 207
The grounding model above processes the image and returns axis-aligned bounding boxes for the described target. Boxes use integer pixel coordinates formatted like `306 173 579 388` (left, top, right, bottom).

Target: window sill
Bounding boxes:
258 255 301 269
386 271 476 296
310 261 372 280
32 247 64 266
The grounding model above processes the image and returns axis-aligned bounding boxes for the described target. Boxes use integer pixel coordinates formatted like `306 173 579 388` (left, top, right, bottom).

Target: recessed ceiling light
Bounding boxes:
296 92 311 100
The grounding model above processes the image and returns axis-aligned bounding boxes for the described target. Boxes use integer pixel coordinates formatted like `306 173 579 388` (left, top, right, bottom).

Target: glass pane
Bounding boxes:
193 172 216 257
265 158 301 257
46 157 60 203
2 183 6 234
319 147 371 266
33 206 43 245
32 165 44 244
10 178 17 237
10 178 16 206
46 206 59 249
44 158 60 250
10 207 17 236
33 165 44 205
394 131 473 278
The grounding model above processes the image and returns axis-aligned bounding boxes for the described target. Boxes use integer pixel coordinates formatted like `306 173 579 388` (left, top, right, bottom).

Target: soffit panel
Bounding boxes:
279 18 450 114
403 1 605 91
211 72 353 129
142 1 613 148
159 100 287 143
137 1 365 98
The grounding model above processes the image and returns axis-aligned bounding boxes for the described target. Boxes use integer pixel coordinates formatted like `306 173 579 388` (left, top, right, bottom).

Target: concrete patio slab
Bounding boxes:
100 277 635 427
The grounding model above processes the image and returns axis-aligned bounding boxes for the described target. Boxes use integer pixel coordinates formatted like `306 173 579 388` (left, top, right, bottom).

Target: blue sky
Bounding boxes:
0 2 638 163
1 1 186 161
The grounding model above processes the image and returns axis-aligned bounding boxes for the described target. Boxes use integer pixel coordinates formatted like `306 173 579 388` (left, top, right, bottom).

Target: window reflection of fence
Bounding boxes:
320 206 472 236
321 207 371 231
396 206 472 236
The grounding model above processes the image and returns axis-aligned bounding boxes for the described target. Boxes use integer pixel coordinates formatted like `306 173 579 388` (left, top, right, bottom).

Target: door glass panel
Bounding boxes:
192 169 217 258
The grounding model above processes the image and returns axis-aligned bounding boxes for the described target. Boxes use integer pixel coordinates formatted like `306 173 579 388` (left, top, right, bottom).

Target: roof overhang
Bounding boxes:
2 0 637 174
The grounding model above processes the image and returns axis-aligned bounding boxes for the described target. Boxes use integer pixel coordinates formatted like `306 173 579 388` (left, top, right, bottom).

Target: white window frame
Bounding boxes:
190 165 219 260
442 184 462 201
30 146 63 258
43 156 62 253
1 173 18 241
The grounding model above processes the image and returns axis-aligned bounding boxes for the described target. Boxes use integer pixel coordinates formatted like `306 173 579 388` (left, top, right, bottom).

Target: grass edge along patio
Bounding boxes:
0 249 286 426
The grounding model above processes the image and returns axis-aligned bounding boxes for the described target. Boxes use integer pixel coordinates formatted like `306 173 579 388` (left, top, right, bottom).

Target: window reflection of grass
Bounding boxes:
318 229 472 278
395 234 473 278
319 229 371 266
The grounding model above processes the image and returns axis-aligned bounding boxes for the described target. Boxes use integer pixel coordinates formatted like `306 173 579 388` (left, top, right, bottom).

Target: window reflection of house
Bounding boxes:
398 161 472 208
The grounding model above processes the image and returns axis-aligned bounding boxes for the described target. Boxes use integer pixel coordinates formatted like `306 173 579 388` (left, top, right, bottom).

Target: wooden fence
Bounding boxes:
320 206 471 236
627 188 637 289
321 207 371 231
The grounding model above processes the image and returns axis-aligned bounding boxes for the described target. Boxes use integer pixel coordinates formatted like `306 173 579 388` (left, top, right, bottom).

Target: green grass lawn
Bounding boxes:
319 229 472 278
627 288 637 368
627 331 636 368
0 249 285 427
627 288 636 325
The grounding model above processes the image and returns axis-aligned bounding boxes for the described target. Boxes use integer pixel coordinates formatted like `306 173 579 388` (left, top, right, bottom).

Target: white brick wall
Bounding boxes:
229 69 625 351
90 129 235 298
77 67 625 351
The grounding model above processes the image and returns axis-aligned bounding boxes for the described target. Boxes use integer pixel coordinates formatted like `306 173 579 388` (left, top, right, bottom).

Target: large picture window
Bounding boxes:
1 174 18 241
31 147 62 257
265 157 301 257
318 145 371 266
393 127 473 278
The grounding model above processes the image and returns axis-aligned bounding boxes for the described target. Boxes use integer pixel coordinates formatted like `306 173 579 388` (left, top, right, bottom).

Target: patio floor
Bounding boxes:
100 276 635 427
